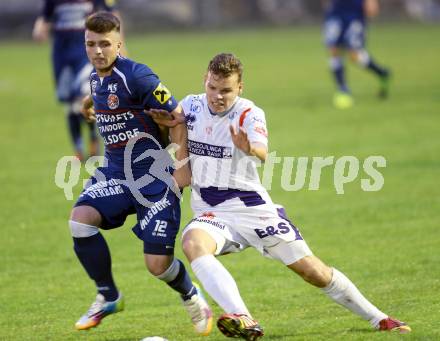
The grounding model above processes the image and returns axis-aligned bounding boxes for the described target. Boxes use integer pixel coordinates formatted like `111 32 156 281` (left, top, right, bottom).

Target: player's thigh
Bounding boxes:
52 50 74 102
182 212 248 257
54 66 74 103
74 167 135 229
323 17 344 48
344 20 366 50
132 189 182 256
238 205 313 265
72 58 93 100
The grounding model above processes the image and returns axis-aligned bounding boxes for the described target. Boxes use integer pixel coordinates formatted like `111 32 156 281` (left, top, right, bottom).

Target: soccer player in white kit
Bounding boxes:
150 53 410 340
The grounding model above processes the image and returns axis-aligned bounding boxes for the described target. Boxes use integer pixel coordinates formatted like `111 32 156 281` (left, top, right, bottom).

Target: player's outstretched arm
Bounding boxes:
32 17 51 42
230 125 267 162
169 106 191 188
147 108 185 128
148 107 191 188
157 125 170 147
81 95 96 122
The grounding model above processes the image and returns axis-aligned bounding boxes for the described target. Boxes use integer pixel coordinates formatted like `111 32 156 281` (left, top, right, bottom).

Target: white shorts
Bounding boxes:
182 203 313 265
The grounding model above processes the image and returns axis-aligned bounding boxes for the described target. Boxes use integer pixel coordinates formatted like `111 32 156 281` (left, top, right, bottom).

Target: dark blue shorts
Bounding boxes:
52 42 92 103
75 166 181 255
323 17 366 50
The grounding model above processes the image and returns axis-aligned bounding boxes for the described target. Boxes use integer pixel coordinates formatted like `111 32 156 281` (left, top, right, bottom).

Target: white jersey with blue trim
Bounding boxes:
180 94 272 212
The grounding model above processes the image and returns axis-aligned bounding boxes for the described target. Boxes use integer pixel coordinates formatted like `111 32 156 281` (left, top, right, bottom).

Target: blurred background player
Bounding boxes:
70 12 211 334
323 0 391 109
32 0 124 160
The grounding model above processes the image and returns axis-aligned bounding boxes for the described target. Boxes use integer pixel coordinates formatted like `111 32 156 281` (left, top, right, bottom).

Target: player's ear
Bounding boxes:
238 81 243 95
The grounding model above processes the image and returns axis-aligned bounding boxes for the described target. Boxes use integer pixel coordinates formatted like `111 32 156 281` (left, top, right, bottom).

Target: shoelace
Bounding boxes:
87 296 105 316
238 315 258 328
185 297 205 323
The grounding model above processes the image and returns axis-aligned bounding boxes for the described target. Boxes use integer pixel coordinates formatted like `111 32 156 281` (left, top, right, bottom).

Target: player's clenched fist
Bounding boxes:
81 95 96 122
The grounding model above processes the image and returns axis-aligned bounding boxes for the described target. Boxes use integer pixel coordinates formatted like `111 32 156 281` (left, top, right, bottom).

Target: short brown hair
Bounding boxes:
208 53 243 82
85 11 120 33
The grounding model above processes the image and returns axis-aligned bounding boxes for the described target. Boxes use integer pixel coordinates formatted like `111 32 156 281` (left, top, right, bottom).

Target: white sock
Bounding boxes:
322 268 387 328
191 254 250 316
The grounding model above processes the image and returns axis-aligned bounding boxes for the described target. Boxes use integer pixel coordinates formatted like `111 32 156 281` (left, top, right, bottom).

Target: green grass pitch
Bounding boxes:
0 23 439 340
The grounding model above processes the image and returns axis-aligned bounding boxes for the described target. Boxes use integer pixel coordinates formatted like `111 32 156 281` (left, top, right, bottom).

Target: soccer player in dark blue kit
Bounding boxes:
69 12 212 334
323 0 390 109
33 0 121 160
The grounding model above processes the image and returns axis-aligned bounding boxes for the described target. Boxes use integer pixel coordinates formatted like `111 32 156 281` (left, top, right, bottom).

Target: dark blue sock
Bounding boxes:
167 260 196 301
330 57 349 93
67 112 83 152
87 120 98 141
367 58 388 77
73 233 119 301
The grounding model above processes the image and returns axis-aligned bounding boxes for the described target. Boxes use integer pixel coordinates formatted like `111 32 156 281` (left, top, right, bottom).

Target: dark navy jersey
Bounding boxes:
90 56 178 192
41 0 115 45
326 0 365 21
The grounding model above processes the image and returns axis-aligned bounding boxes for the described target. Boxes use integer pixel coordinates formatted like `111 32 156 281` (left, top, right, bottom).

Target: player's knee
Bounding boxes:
69 219 99 238
181 236 202 260
329 47 341 57
153 257 181 282
350 49 370 67
182 229 216 261
70 205 102 227
348 51 358 63
144 254 173 276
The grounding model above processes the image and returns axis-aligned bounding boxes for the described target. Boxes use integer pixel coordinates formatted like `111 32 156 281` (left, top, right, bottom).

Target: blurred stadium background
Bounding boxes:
1 1 439 340
2 0 440 38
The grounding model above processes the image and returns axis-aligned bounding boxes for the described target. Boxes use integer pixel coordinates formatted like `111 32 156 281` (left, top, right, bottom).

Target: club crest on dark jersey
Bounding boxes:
107 94 119 109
